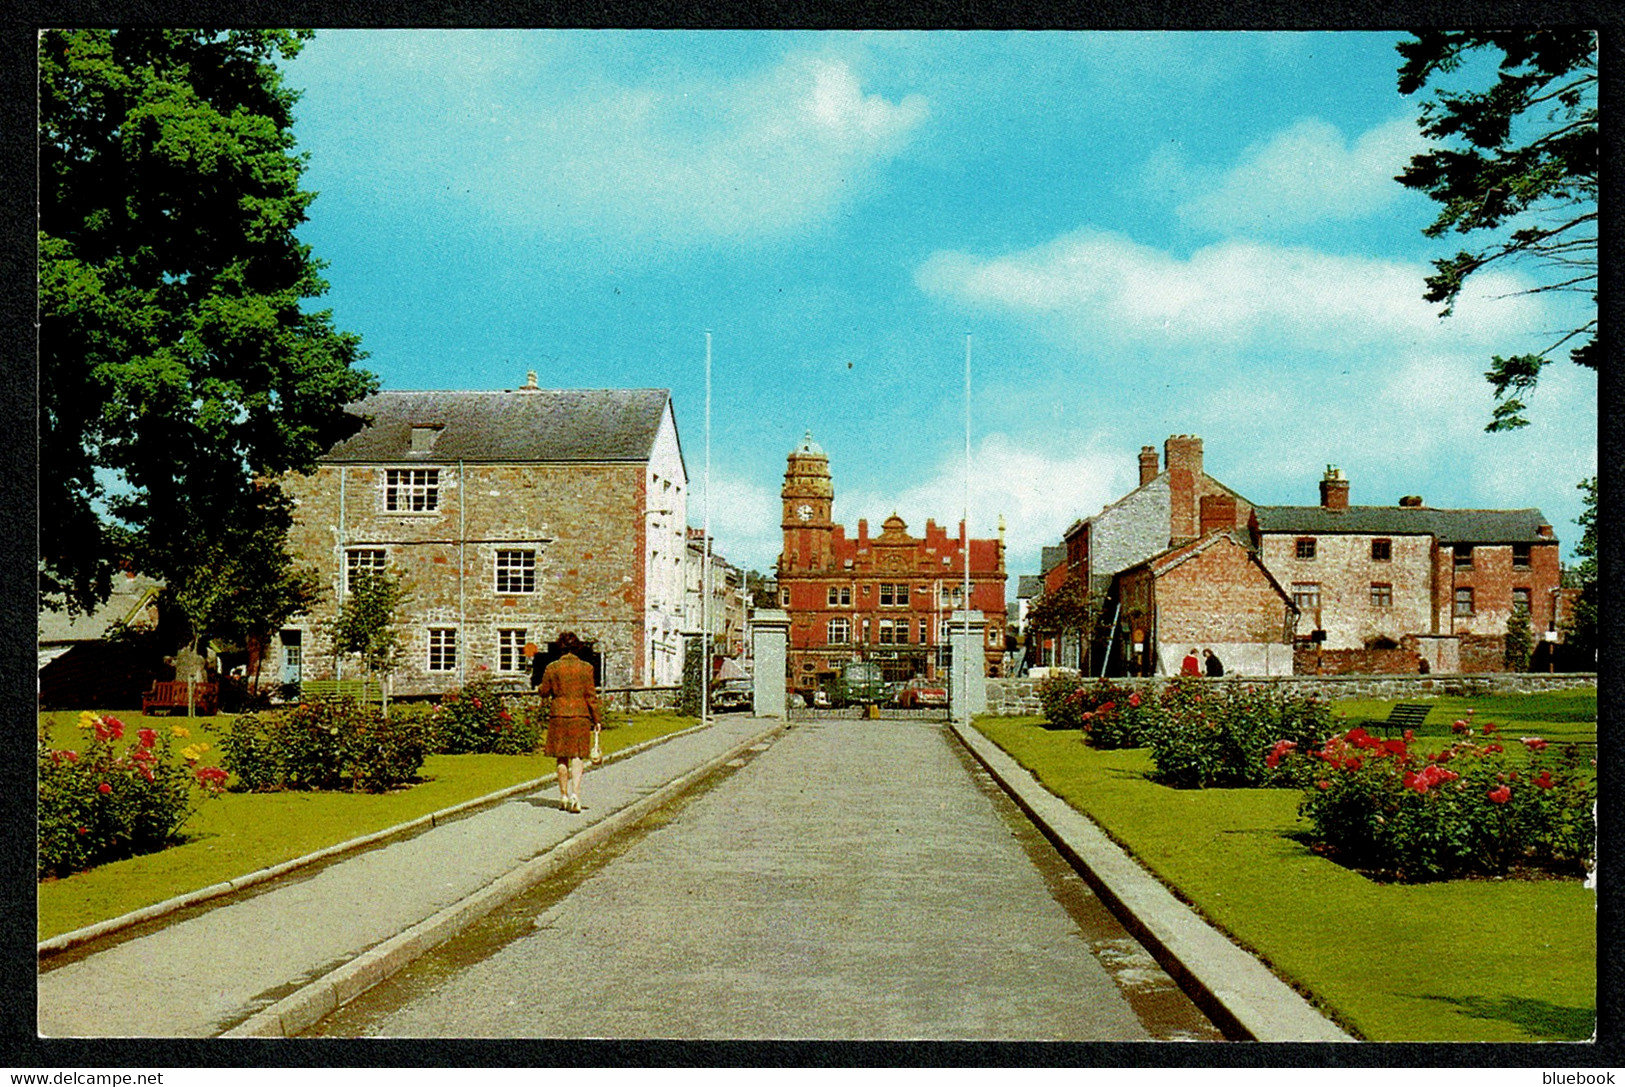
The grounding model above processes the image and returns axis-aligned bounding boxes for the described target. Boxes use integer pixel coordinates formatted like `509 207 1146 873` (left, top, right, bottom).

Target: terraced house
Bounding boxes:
272 376 690 696
1252 468 1563 674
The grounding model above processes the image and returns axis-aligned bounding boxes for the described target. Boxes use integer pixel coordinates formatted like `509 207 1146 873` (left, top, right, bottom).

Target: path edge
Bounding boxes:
950 719 1352 1044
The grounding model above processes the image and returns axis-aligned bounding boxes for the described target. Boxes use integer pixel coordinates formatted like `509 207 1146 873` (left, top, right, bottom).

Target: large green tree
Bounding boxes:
1396 31 1597 432
39 29 375 622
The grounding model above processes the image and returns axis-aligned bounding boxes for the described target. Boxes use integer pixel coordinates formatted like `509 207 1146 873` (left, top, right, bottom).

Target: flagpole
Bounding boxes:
703 331 712 727
962 332 972 731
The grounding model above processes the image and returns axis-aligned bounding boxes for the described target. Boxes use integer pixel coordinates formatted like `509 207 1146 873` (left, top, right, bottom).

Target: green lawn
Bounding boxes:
1332 689 1597 745
975 708 1597 1043
37 709 699 941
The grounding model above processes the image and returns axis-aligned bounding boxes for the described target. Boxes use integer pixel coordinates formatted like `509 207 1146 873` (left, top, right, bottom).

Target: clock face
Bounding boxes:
797 504 813 521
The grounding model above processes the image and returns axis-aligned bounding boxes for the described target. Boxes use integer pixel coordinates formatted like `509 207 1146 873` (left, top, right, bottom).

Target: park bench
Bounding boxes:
1385 703 1431 731
298 679 378 702
141 680 218 716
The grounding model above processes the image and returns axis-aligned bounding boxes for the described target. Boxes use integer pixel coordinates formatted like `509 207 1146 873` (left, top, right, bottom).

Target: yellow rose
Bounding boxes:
171 725 190 738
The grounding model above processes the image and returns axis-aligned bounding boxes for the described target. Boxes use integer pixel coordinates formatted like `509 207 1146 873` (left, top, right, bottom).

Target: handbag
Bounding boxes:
590 731 603 765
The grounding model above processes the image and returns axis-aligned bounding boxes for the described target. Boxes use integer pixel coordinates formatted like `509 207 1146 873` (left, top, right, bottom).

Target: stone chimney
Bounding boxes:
1165 435 1202 542
520 369 540 391
1138 445 1159 487
1399 496 1424 508
1319 466 1350 510
857 518 869 546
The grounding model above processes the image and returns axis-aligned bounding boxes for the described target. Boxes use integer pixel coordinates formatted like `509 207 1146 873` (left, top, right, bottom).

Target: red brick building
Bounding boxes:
776 432 1007 700
1253 468 1563 673
1113 532 1297 676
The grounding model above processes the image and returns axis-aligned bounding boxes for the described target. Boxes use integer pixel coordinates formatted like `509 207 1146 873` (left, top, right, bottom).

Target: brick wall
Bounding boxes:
1293 646 1422 675
1259 531 1434 649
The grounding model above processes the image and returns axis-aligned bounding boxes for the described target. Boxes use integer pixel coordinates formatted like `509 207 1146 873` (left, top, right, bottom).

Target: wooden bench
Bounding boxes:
142 680 218 716
1385 703 1432 730
298 679 378 702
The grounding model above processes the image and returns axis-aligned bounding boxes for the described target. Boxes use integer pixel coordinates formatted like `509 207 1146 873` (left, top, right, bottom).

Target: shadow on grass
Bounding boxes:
1415 993 1595 1041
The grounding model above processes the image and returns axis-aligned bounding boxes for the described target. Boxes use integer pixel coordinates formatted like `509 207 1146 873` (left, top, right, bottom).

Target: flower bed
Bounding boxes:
38 713 228 879
222 698 431 792
430 669 542 755
1290 711 1595 881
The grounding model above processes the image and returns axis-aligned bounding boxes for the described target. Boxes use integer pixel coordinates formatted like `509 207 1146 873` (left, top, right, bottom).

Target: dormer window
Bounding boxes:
410 425 442 453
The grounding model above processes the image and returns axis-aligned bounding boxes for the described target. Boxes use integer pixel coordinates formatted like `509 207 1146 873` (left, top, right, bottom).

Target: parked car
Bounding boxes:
894 680 948 709
710 678 753 713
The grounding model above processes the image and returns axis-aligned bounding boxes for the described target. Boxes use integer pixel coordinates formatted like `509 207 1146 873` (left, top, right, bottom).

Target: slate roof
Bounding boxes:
1017 575 1045 599
320 388 674 464
1253 505 1555 545
1040 546 1067 573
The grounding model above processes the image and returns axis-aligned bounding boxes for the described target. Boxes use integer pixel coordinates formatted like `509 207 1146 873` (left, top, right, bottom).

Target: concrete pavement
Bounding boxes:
37 714 782 1038
37 713 1349 1042
310 717 1219 1041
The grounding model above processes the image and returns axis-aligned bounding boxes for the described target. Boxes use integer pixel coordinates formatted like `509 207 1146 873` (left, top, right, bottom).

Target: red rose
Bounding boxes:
1522 737 1549 751
97 782 111 794
1533 772 1555 790
138 728 157 748
1488 785 1511 804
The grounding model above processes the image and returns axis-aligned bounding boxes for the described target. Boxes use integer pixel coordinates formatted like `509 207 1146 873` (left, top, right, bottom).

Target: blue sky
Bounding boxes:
282 30 1597 584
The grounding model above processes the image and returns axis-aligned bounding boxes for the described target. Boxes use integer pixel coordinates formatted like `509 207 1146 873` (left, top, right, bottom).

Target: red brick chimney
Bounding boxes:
1165 435 1202 541
1200 493 1237 536
1138 445 1159 487
1319 467 1350 510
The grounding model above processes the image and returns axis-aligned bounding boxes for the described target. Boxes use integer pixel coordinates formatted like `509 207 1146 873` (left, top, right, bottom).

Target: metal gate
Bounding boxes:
788 705 951 722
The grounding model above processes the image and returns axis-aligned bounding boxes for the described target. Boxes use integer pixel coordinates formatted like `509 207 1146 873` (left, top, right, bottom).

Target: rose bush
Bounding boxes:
430 669 542 755
1143 678 1334 789
38 713 228 878
1289 714 1595 881
1036 671 1087 729
222 697 430 792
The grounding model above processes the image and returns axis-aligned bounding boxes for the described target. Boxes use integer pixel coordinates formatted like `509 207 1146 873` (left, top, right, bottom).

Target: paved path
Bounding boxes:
36 715 778 1038
316 718 1218 1041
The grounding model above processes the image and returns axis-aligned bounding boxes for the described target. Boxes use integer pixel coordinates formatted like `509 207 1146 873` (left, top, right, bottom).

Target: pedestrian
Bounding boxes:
537 632 602 813
1203 648 1224 677
1180 648 1201 676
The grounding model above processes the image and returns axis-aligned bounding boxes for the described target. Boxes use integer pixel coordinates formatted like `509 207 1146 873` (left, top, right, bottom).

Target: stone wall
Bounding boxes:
985 671 1597 717
279 459 650 695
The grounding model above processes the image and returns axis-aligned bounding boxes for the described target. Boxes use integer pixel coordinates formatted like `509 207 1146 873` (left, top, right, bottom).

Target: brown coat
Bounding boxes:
539 652 601 759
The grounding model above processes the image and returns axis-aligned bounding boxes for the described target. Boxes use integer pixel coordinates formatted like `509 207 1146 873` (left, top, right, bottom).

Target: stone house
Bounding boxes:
273 378 689 696
1112 531 1297 676
776 431 1007 700
1252 468 1563 673
684 527 747 664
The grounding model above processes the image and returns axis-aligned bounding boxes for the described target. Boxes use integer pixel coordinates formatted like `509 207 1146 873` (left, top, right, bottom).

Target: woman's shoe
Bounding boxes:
569 796 581 813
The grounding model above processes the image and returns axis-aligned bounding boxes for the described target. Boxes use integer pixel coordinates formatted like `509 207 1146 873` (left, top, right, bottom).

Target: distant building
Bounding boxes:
38 570 165 709
685 526 747 664
274 377 689 695
1252 469 1563 673
776 432 1007 701
1112 532 1297 676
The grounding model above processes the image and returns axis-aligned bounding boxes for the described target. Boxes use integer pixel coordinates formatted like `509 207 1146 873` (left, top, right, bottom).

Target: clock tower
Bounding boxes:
781 430 835 573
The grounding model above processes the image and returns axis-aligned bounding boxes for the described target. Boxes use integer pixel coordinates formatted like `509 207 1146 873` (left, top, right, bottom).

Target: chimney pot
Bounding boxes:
1138 445 1159 486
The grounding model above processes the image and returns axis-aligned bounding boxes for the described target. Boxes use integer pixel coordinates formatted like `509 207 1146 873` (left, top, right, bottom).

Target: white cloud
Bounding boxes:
916 227 1540 352
1175 117 1429 233
837 434 1129 580
691 473 782 574
485 55 928 245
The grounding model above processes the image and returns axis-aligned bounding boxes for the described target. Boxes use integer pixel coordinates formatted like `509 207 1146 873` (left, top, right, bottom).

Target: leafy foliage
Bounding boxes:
1563 476 1598 659
1396 31 1597 432
431 670 542 755
1292 715 1595 881
38 713 225 878
327 567 407 697
221 698 430 792
38 29 376 618
1504 604 1534 672
1142 679 1334 789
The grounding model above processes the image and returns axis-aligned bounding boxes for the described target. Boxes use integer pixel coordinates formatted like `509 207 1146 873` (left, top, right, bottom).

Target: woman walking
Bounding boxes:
537 632 602 813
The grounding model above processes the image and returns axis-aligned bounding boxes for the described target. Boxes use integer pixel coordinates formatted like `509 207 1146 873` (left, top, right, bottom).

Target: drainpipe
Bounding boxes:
336 467 346 683
459 459 467 686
